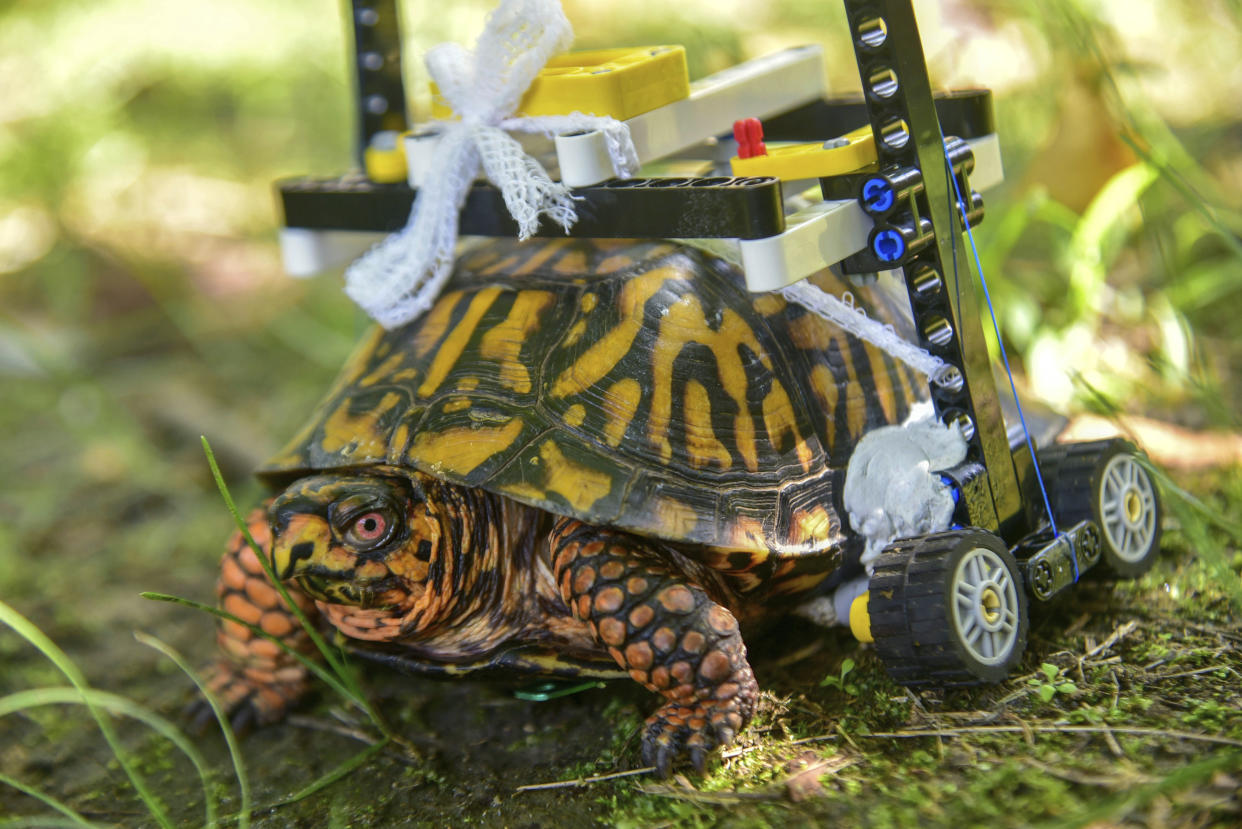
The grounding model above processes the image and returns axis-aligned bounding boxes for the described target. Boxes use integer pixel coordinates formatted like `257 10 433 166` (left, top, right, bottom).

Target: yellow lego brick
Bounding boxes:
431 46 689 121
730 126 877 181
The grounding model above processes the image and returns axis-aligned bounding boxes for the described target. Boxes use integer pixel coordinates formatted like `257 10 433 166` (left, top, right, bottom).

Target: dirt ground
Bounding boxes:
3 517 1241 827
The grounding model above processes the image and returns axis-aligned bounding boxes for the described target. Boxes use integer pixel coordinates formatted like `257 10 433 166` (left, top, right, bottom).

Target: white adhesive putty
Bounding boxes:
796 417 966 628
844 418 967 571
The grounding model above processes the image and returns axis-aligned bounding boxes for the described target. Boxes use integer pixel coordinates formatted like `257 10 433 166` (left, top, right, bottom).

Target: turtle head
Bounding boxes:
268 468 436 609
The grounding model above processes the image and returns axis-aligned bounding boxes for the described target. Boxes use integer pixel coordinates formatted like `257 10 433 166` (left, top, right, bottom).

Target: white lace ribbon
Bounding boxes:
345 0 639 329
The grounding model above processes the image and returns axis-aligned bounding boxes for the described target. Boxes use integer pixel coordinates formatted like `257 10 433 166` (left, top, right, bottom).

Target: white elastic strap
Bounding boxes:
344 0 638 329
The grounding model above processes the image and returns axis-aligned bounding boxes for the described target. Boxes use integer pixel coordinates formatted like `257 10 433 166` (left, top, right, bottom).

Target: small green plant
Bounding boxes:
1028 663 1078 703
819 657 858 696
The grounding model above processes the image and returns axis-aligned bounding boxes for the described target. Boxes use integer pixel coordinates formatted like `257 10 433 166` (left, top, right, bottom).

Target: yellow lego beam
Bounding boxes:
431 45 690 121
730 126 877 181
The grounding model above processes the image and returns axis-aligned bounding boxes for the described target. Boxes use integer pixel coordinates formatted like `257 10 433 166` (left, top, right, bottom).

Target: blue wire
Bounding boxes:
938 133 1062 543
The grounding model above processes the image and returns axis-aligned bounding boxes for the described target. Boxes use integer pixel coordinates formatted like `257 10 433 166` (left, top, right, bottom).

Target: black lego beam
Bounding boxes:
279 175 787 240
762 89 994 143
841 0 1030 536
347 1 409 167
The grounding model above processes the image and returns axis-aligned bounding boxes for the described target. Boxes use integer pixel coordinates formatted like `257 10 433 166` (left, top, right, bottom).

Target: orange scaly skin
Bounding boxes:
202 504 319 730
550 518 759 776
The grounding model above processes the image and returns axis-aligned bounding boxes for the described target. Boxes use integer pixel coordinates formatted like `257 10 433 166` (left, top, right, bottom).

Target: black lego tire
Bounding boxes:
869 529 1029 688
1037 439 1163 579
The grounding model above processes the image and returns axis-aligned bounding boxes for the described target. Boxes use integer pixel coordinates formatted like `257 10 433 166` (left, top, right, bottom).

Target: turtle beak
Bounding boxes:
270 512 333 581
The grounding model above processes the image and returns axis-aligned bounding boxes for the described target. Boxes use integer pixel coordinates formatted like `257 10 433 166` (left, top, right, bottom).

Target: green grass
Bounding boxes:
0 601 176 828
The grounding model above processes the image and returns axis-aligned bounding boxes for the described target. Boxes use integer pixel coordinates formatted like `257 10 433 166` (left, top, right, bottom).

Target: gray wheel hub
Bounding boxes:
1099 454 1158 564
951 547 1020 666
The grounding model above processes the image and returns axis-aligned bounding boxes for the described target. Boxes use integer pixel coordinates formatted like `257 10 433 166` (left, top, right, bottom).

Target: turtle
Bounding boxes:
203 236 927 775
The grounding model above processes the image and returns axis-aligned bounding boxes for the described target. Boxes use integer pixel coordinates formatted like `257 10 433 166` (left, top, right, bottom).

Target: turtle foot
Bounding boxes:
641 689 753 777
550 517 760 778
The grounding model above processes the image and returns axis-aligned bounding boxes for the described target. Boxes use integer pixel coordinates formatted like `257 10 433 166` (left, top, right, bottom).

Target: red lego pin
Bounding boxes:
732 117 767 159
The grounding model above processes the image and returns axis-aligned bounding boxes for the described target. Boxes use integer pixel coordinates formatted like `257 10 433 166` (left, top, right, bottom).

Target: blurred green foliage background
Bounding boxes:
1 0 1239 678
0 0 1239 821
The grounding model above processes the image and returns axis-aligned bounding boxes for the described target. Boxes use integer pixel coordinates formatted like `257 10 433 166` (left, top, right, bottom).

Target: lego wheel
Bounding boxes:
869 529 1028 687
1038 439 1162 579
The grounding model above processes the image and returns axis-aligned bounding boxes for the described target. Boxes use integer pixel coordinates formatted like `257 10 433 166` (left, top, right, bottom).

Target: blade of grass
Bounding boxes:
1142 464 1242 543
0 820 106 825
258 737 390 813
1151 466 1242 615
1071 376 1242 543
1120 133 1242 263
1066 162 1159 319
0 599 173 829
0 686 217 829
1050 0 1242 263
0 772 98 829
133 633 246 829
138 592 362 708
199 437 365 703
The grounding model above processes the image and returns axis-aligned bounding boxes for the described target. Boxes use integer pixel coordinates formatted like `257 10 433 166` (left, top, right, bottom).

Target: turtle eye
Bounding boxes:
344 510 392 549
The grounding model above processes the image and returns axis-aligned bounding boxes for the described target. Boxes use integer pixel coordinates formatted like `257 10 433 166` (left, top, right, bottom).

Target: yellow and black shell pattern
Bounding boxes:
262 238 926 559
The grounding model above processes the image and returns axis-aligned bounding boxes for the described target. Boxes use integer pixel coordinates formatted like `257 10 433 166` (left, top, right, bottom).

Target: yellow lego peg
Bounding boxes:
849 591 873 643
363 132 409 183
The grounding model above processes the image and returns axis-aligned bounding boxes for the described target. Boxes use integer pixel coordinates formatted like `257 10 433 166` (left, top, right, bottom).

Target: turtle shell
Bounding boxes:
262 238 925 559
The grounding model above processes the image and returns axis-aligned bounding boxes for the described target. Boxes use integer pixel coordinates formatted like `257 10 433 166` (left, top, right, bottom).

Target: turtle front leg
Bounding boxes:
551 518 758 776
199 503 319 732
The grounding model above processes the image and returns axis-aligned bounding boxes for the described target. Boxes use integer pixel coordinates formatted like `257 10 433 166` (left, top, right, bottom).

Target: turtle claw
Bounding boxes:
184 697 217 735
689 745 708 775
643 740 673 780
641 699 743 778
186 661 306 736
228 698 260 736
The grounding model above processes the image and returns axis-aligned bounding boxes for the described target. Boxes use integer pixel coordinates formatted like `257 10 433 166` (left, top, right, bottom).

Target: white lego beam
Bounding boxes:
739 200 871 292
280 228 384 277
555 46 827 187
737 133 1005 292
967 133 1003 191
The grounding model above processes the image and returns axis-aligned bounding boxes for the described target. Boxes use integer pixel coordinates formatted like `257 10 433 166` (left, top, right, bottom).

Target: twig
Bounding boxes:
1064 612 1092 637
637 784 782 804
1021 756 1158 788
835 722 861 751
1133 614 1242 642
286 714 422 765
1085 620 1139 659
1101 725 1125 758
287 713 382 746
515 766 656 792
860 725 1242 748
514 734 846 794
994 684 1034 707
1153 665 1237 680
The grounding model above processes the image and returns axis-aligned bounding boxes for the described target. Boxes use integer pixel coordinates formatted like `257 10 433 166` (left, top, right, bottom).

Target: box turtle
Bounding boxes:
204 236 926 775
